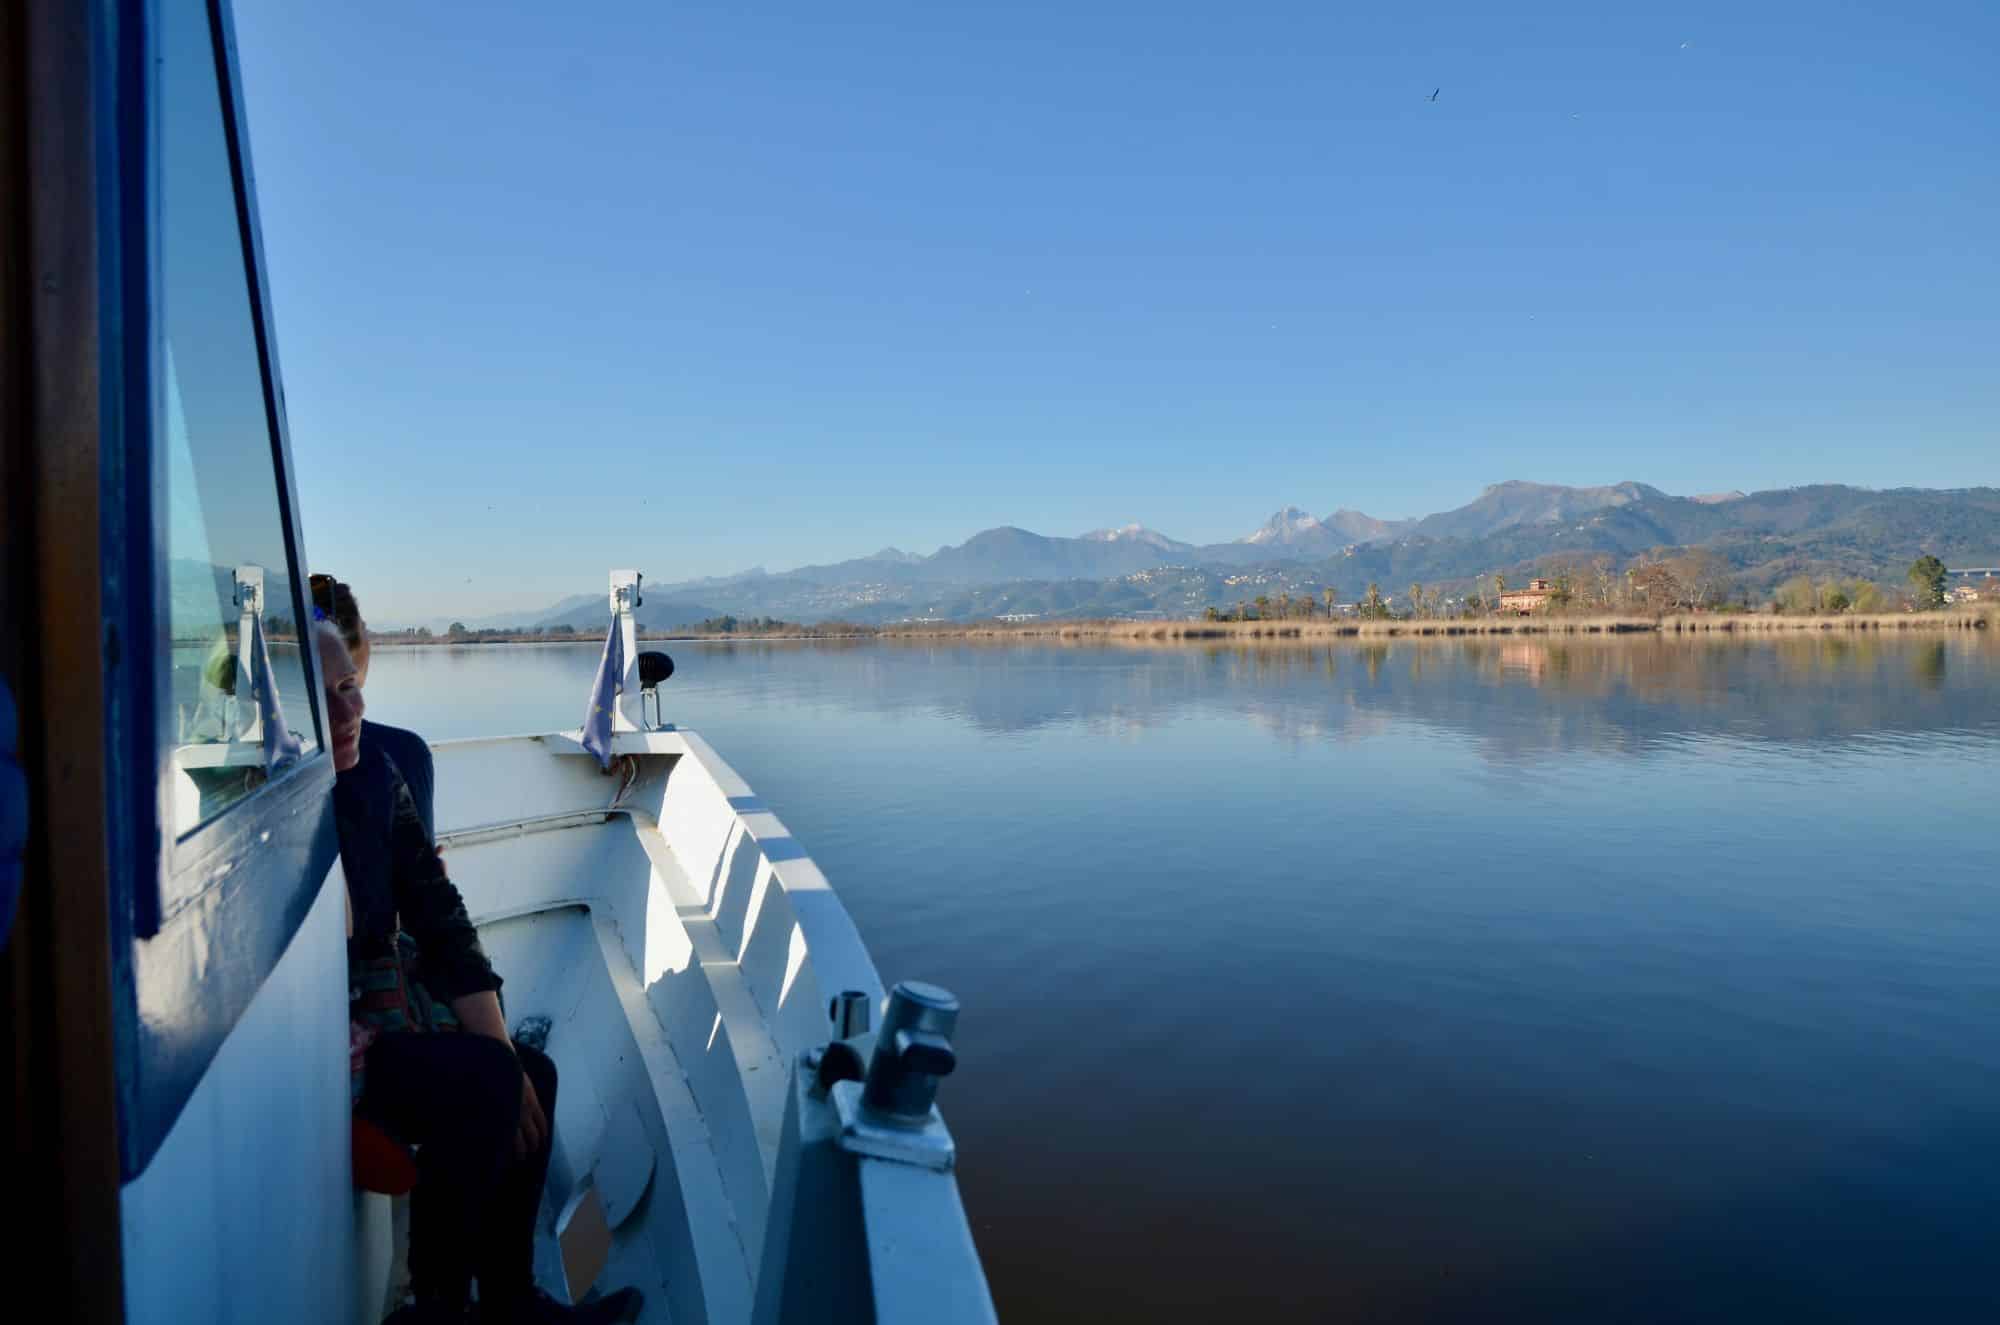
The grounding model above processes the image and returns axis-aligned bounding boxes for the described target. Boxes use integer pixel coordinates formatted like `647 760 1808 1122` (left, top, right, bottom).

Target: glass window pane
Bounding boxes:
160 0 317 837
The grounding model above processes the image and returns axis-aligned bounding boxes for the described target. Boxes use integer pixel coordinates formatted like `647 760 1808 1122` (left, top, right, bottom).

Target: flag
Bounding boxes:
249 615 303 769
581 618 623 770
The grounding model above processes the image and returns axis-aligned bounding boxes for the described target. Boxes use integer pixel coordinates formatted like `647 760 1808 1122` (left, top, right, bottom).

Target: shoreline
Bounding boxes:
370 608 1995 648
919 609 1995 641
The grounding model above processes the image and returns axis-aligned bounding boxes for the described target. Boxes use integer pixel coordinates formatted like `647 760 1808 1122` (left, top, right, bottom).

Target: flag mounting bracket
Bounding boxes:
608 569 643 615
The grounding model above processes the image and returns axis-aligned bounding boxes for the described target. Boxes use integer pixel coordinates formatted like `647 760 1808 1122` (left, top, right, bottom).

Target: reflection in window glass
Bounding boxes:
161 0 317 837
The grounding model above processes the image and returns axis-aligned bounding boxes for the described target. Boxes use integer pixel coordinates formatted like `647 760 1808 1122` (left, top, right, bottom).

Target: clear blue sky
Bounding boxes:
234 0 1999 623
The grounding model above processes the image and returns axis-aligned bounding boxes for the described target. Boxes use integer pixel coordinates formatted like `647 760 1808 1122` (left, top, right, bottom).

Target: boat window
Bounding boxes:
159 0 318 837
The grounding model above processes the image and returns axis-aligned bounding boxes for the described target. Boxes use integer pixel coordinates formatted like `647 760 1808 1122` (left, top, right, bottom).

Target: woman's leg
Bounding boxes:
359 1031 523 1309
475 1041 560 1311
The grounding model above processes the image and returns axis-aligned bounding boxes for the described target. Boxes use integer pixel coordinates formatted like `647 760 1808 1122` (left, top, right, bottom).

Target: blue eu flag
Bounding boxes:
581 619 623 770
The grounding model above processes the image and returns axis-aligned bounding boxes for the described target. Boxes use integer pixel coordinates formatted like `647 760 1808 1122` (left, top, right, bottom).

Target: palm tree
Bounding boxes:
1362 583 1385 618
1408 583 1424 620
1323 586 1337 618
1253 594 1271 620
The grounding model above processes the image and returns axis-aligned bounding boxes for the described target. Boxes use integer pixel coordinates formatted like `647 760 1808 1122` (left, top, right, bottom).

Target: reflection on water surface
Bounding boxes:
368 635 2000 1323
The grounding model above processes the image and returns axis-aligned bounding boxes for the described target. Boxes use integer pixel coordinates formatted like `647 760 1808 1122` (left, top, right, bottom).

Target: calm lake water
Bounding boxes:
365 634 2000 1323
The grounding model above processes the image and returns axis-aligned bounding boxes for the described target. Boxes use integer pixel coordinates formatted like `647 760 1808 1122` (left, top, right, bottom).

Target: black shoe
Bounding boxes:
487 1286 644 1324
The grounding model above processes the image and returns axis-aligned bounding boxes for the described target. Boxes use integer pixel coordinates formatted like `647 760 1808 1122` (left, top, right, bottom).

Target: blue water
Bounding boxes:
365 634 2000 1322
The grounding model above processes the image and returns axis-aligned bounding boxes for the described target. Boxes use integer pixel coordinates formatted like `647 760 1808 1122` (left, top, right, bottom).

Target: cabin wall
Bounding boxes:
120 867 353 1325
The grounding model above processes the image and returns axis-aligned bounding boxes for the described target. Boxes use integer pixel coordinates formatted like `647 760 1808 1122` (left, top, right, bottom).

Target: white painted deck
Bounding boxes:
429 729 888 1325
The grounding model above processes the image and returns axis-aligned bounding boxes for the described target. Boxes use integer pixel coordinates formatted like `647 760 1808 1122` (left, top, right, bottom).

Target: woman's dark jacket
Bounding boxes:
362 720 434 842
334 736 500 1003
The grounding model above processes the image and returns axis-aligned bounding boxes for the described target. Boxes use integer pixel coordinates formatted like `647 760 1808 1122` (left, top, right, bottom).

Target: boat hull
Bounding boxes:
126 728 898 1325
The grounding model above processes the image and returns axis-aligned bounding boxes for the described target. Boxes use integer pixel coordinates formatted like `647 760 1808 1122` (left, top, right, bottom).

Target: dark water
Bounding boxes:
366 634 2000 1323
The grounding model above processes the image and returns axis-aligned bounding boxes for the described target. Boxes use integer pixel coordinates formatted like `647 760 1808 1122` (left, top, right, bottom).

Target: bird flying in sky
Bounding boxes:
1429 87 1440 101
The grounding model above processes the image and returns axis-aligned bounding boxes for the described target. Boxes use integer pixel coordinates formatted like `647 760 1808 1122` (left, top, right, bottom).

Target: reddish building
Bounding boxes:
1499 578 1554 615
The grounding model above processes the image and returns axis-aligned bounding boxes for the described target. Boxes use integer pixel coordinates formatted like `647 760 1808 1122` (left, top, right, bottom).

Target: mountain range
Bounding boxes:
459 481 2000 630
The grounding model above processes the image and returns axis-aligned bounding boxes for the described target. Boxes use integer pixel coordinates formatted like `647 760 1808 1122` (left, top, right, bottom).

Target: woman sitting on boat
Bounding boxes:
317 618 642 1324
312 574 436 836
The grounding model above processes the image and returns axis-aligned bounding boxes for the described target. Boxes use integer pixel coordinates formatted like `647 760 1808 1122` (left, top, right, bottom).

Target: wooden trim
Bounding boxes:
0 0 26 1167
0 0 129 1316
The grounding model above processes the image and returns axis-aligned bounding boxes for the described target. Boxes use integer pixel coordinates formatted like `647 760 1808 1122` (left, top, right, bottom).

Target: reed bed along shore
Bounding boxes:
930 608 1997 643
374 606 1994 648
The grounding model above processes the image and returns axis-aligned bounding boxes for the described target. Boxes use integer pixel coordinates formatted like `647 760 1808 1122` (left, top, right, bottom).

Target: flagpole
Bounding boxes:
610 569 645 733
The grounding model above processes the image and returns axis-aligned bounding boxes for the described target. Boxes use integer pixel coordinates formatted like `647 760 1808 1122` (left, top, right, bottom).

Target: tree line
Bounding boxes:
416 617 842 641
394 556 1966 641
1192 552 1965 623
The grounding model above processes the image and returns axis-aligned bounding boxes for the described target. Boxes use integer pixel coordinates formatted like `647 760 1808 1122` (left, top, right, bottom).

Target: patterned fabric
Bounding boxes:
349 931 461 1105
